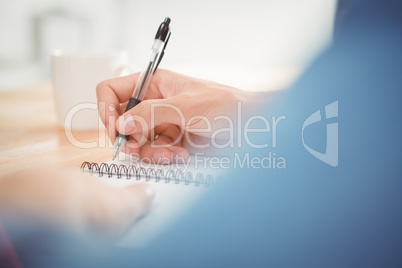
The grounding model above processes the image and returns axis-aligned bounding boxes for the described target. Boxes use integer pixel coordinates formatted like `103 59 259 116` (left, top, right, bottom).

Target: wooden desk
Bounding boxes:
0 82 111 177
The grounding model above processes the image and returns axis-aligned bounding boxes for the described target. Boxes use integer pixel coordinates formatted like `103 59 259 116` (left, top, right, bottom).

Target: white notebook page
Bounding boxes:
84 155 223 248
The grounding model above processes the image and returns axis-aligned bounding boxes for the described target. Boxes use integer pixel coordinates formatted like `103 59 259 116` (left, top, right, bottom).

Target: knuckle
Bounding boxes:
95 81 106 96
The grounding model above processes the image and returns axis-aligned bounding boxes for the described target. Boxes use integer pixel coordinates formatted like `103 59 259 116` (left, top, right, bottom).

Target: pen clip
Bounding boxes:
153 30 171 74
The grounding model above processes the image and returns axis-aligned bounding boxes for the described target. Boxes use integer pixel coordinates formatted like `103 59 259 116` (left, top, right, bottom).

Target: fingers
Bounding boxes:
122 123 189 164
0 168 155 240
97 70 177 142
124 135 189 164
141 139 189 164
97 73 140 142
116 96 187 135
96 69 216 162
124 183 155 219
96 183 155 239
63 169 155 239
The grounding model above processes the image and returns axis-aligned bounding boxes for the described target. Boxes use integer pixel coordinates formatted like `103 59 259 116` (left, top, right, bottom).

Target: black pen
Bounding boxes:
113 17 171 160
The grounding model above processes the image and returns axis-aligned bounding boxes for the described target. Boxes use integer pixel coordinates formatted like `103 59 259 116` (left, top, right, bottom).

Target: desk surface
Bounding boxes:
0 82 111 177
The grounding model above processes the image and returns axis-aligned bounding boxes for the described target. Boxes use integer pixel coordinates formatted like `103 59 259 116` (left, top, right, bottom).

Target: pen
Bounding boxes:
113 17 171 160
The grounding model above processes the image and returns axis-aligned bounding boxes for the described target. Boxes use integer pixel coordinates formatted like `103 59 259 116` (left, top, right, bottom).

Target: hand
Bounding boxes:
96 69 259 164
0 168 154 240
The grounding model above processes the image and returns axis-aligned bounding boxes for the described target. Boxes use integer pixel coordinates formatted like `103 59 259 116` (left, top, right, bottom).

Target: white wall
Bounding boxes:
126 0 336 66
0 0 337 89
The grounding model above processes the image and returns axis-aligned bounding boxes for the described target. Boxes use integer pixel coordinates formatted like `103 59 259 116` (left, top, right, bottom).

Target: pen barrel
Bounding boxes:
132 52 156 100
116 131 130 141
116 97 142 140
124 97 141 113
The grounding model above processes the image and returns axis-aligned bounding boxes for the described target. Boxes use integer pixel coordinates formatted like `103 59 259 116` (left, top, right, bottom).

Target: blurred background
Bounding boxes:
0 0 336 91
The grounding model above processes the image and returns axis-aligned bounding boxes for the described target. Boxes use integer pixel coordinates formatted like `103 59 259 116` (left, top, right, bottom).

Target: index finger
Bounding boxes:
96 70 172 133
96 73 140 132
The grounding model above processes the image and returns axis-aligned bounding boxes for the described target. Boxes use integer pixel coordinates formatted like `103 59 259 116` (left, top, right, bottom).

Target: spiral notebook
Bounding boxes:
81 155 223 248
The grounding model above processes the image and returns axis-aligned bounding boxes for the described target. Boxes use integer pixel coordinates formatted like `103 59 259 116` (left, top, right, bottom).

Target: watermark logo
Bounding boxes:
302 101 338 167
62 100 289 169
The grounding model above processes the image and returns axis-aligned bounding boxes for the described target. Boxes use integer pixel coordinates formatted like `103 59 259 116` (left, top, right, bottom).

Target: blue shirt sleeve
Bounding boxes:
133 1 402 267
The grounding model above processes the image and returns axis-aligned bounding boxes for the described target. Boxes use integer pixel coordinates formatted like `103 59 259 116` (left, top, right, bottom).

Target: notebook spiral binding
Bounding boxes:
81 161 221 187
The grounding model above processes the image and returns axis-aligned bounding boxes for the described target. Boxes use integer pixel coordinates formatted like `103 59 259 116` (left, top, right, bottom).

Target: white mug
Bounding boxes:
51 49 130 130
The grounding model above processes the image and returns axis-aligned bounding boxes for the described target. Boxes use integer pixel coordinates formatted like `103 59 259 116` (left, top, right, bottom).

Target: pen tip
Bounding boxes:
112 148 118 161
112 150 118 161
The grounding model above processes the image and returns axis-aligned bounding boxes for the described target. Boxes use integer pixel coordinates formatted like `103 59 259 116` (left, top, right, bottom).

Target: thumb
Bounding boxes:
116 97 186 135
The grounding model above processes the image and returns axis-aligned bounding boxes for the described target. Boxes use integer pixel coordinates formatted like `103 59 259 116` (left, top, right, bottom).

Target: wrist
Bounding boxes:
235 90 277 116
